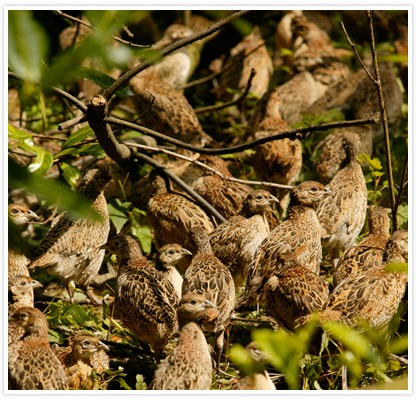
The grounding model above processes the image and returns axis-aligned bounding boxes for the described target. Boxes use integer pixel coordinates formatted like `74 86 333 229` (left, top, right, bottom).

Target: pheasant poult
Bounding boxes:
316 132 367 269
29 169 111 305
150 294 218 390
55 333 110 390
318 230 408 330
155 243 191 299
182 227 235 368
8 307 68 390
333 206 391 287
209 190 279 289
8 275 42 317
101 235 180 362
238 181 333 310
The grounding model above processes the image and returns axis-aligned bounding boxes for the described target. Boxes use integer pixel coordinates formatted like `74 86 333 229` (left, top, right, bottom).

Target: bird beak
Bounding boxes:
324 187 334 197
181 248 192 256
268 195 279 203
97 341 110 352
27 209 39 221
31 279 43 289
204 299 216 309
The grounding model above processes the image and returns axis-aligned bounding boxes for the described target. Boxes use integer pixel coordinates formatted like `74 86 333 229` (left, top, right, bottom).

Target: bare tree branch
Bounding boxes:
366 10 397 230
123 141 294 189
106 115 379 155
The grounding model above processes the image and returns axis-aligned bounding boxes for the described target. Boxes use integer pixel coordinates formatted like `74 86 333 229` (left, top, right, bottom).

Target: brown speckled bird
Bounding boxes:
319 230 408 330
250 89 303 213
8 203 39 278
55 333 110 390
232 342 276 390
101 235 179 362
264 253 330 331
147 172 214 273
209 190 278 289
316 125 374 184
8 307 68 390
150 293 217 390
129 74 214 147
333 206 391 288
238 181 333 310
219 26 273 100
137 24 194 89
316 132 367 268
182 227 235 368
29 169 111 305
155 243 191 299
181 155 280 229
8 275 42 316
351 64 403 141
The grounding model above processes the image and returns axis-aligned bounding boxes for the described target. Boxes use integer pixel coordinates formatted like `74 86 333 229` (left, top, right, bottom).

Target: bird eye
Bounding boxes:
310 187 318 192
256 196 263 201
190 300 197 305
168 250 175 255
84 341 91 346
11 209 19 214
20 313 29 320
21 281 27 286
113 240 121 247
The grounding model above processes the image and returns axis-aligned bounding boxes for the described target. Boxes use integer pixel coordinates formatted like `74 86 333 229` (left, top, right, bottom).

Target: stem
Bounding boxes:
392 154 408 225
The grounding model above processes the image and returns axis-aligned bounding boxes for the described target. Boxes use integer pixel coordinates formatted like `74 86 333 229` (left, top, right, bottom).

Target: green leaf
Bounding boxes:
378 54 408 63
27 148 54 175
8 10 49 82
54 147 80 159
48 329 64 344
397 203 408 229
244 149 256 156
131 225 152 254
60 162 81 188
63 126 94 149
73 66 133 98
135 374 147 390
280 48 293 56
78 143 106 159
229 343 256 376
358 154 383 170
62 304 92 324
8 124 33 143
389 334 408 355
107 198 131 233
117 378 132 390
384 262 408 273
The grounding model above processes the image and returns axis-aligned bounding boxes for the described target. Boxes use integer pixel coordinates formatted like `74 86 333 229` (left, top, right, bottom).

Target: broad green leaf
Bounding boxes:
389 334 408 354
27 148 54 175
60 162 81 188
107 198 131 233
358 154 383 170
397 203 408 229
8 10 49 82
72 66 133 98
54 147 80 159
132 225 152 254
229 344 256 376
135 374 147 390
62 304 92 324
63 126 94 149
244 149 256 156
280 48 293 56
8 124 33 143
378 54 408 63
78 143 106 159
48 329 64 344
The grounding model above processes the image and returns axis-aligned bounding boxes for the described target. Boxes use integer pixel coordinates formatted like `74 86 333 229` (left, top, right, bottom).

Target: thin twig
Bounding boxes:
130 149 227 223
8 149 36 158
195 69 256 114
58 114 88 131
107 115 379 156
31 133 67 141
390 354 408 365
340 21 376 84
393 154 408 223
54 10 151 48
366 10 397 230
123 141 294 189
8 72 88 113
103 10 251 100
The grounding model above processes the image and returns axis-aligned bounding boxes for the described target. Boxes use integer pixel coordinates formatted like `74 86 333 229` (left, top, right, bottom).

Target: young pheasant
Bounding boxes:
232 342 276 390
237 181 333 310
8 307 68 390
319 230 408 330
147 172 214 273
55 333 110 390
155 243 191 299
101 235 179 362
29 169 111 305
333 206 391 287
263 253 330 331
150 294 218 390
316 132 367 269
250 89 303 213
181 155 280 229
182 227 235 368
8 203 39 278
209 190 278 289
8 275 42 317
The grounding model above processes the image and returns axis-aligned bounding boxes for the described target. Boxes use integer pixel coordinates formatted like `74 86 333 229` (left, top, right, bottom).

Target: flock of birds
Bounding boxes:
8 10 408 391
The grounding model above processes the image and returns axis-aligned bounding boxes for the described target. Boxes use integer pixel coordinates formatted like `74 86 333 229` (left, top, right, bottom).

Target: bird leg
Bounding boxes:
82 285 102 306
67 282 76 303
214 330 225 371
